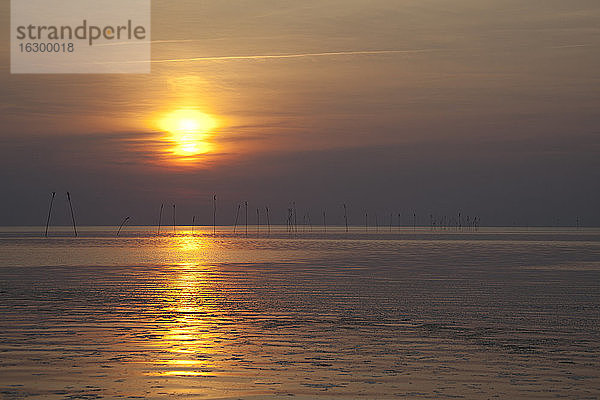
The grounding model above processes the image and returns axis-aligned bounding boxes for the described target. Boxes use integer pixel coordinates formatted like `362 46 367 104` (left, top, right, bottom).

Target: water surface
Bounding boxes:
1 227 599 399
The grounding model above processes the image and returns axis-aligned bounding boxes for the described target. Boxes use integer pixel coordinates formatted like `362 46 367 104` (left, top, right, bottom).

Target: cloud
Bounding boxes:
92 48 440 65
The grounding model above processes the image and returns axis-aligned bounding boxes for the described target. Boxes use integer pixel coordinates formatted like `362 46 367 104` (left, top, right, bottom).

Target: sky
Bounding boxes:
1 0 599 226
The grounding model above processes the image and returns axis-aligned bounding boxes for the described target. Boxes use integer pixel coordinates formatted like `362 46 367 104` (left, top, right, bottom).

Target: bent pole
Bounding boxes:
116 216 130 236
66 191 78 237
44 191 56 238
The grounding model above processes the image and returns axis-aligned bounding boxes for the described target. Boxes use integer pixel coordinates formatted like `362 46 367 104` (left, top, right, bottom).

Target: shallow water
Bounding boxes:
1 227 599 399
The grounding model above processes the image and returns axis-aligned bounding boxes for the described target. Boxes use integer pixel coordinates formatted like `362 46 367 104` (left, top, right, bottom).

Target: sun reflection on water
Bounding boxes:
146 234 224 378
172 232 209 252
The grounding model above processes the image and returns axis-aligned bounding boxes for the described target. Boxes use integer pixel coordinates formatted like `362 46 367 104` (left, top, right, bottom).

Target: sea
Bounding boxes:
1 226 599 399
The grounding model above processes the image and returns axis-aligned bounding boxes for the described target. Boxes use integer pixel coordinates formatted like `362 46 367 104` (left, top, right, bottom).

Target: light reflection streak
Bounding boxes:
144 233 224 377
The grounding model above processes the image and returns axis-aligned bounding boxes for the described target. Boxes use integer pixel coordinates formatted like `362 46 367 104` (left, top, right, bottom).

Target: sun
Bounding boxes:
159 109 216 135
157 109 217 157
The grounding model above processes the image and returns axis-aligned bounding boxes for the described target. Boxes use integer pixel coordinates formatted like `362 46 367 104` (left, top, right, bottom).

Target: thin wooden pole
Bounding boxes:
157 203 164 234
192 215 195 233
245 201 248 236
44 191 55 238
66 192 77 237
265 206 270 235
256 208 260 236
116 216 130 236
173 204 176 233
213 194 217 235
323 210 326 233
233 204 240 233
292 202 297 233
343 204 348 233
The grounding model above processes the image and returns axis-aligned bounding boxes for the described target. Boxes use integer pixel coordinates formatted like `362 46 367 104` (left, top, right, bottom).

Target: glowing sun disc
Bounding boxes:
157 109 217 157
159 109 217 135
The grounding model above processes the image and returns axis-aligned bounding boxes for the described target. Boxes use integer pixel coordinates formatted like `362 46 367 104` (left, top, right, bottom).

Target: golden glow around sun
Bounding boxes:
157 109 218 157
159 109 216 135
